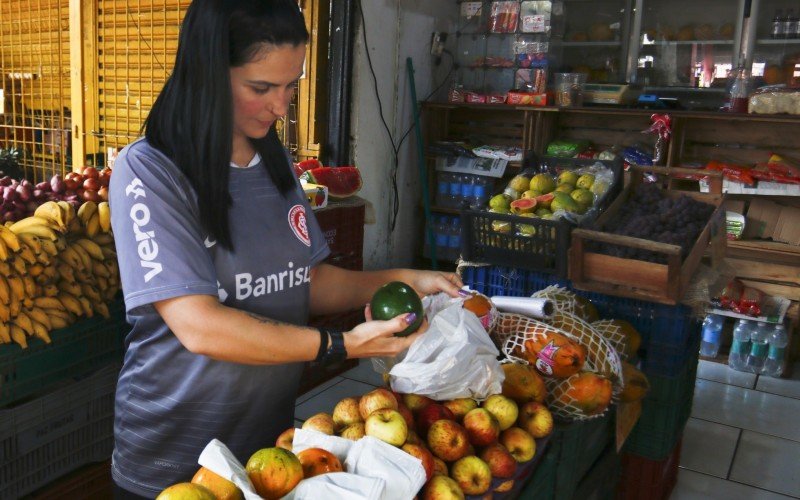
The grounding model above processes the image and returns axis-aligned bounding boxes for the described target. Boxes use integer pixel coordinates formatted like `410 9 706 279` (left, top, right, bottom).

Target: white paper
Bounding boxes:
491 296 554 318
344 437 426 500
197 439 262 500
291 428 354 463
284 472 385 500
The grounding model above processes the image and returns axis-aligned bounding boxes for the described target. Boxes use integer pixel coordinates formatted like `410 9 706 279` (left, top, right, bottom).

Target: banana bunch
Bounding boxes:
77 201 111 237
0 199 120 349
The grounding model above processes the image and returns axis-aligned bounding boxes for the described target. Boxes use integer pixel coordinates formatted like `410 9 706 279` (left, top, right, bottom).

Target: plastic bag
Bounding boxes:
286 473 385 500
384 292 504 401
344 437 426 500
749 86 800 115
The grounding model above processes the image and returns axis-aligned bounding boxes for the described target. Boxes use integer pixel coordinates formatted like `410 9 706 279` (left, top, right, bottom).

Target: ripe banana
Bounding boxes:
9 217 61 239
42 283 59 297
0 305 9 322
13 311 34 336
77 296 93 318
35 297 66 310
27 264 43 278
28 307 52 331
10 324 27 348
17 233 42 255
0 226 21 252
75 239 105 261
57 280 82 296
0 323 10 343
22 297 33 309
57 201 75 225
9 256 26 275
57 263 76 283
70 244 92 270
22 275 35 298
92 261 110 278
101 247 117 260
0 275 9 305
60 247 84 271
0 261 11 276
92 233 115 246
78 201 98 223
49 315 69 330
34 251 51 266
86 214 100 237
98 202 111 233
94 302 110 319
81 283 103 303
58 293 84 316
41 265 57 281
31 320 51 343
9 296 20 318
18 245 37 265
34 201 67 231
6 275 24 301
0 239 9 261
55 234 68 252
39 237 58 257
95 276 109 291
44 307 71 320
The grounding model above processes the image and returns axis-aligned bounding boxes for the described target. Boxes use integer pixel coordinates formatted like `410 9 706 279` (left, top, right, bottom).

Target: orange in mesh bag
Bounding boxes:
592 319 642 360
494 313 587 378
550 372 613 419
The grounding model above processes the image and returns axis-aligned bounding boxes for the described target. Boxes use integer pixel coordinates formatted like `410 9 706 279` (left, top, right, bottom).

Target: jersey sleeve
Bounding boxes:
109 142 219 315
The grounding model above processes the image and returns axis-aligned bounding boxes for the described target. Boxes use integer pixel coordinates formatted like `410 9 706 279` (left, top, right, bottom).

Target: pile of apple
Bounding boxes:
282 375 553 499
0 166 111 223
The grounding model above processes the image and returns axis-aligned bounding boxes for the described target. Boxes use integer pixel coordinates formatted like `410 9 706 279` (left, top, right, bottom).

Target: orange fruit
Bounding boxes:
463 294 492 317
192 467 243 500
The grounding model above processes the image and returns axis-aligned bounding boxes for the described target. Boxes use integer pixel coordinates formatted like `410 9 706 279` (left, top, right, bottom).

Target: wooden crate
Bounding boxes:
569 166 725 305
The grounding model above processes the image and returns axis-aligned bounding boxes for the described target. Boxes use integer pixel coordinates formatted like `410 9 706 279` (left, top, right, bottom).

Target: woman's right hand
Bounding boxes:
343 305 427 358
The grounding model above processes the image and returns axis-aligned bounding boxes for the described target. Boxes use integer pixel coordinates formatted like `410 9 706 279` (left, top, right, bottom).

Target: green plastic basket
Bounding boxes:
572 443 620 500
623 352 698 461
0 299 126 408
552 410 616 500
520 446 557 500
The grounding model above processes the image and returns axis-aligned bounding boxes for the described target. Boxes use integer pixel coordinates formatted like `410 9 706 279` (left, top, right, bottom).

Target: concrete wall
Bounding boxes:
350 0 457 270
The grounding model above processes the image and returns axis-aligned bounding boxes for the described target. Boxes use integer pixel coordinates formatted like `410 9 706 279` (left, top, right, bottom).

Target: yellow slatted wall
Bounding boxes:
0 0 71 181
0 0 324 177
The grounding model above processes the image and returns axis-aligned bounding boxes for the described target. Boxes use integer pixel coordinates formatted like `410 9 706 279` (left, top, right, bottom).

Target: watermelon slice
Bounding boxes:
293 158 322 177
301 166 362 198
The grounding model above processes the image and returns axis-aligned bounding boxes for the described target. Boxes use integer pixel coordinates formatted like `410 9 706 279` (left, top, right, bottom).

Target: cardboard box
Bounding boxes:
302 182 328 210
773 206 800 245
722 199 746 214
744 199 783 240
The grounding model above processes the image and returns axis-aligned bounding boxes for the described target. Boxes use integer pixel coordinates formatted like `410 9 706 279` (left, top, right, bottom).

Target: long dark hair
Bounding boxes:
144 0 308 250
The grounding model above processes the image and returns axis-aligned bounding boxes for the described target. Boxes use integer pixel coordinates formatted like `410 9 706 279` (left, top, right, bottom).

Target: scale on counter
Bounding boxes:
583 84 642 105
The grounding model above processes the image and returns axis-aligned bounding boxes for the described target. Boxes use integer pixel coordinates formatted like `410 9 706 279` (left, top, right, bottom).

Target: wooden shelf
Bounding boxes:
727 240 800 258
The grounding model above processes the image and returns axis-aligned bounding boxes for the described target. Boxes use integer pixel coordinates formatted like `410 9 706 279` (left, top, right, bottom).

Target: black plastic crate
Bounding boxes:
460 158 623 277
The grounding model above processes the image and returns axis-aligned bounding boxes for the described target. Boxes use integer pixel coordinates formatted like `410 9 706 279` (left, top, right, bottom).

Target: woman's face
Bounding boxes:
229 43 306 141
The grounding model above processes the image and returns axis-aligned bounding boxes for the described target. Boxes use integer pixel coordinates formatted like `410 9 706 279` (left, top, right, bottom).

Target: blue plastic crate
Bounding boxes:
462 266 701 377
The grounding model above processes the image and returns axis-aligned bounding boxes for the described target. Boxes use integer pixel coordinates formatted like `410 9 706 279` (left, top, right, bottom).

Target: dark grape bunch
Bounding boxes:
592 183 716 263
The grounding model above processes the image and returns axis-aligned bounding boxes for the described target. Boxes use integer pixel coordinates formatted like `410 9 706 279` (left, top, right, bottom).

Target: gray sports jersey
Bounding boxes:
108 139 329 497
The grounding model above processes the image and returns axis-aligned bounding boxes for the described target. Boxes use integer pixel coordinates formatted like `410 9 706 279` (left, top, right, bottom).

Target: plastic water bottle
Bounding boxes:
746 322 770 374
763 324 788 377
435 216 449 260
469 176 492 209
447 173 462 208
728 319 752 371
459 175 475 210
447 216 462 261
700 314 724 358
435 172 450 207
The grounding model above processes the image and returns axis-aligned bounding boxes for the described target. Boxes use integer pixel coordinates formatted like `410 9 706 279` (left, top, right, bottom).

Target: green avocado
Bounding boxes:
370 281 424 336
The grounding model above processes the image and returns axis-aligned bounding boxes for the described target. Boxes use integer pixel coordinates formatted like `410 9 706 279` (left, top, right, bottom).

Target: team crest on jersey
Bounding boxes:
288 205 311 247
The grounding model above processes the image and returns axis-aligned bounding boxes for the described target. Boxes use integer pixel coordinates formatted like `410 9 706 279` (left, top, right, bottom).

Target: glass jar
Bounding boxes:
554 72 587 106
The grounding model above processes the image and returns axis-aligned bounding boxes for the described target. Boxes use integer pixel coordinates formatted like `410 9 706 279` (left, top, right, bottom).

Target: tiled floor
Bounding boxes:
673 360 800 499
293 359 800 499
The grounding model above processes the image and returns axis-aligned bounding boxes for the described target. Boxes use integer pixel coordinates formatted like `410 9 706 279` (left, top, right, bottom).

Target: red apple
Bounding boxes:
302 413 335 435
432 457 448 477
416 403 456 438
421 475 465 500
479 443 517 479
426 419 470 462
364 408 408 446
246 447 303 499
340 422 366 441
332 397 362 430
482 395 519 431
403 393 434 413
358 388 398 420
296 447 343 478
462 408 500 447
402 443 436 481
404 429 423 446
443 398 478 421
517 401 554 438
449 456 492 496
275 427 295 451
500 427 536 462
397 403 415 429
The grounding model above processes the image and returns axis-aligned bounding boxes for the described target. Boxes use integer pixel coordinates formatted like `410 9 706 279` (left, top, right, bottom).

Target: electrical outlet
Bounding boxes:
430 32 447 57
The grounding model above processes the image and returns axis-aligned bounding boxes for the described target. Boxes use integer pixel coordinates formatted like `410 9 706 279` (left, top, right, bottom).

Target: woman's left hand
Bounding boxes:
402 270 464 298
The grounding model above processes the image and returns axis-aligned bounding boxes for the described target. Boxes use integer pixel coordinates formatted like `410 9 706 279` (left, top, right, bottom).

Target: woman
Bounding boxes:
108 1 461 497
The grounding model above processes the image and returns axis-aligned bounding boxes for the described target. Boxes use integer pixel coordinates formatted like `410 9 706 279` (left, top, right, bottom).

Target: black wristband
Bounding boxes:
314 328 329 363
320 328 347 368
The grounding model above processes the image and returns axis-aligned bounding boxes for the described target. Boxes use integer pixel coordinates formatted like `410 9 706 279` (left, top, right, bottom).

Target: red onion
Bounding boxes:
15 184 31 202
3 187 17 202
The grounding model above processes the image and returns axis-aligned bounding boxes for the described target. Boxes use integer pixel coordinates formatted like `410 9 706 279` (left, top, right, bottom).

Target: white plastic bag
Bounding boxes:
387 292 504 401
344 436 426 500
197 439 262 500
291 428 354 463
285 472 385 500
